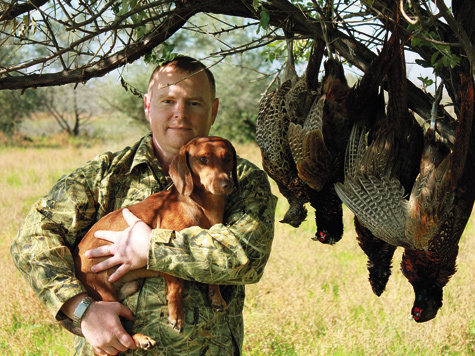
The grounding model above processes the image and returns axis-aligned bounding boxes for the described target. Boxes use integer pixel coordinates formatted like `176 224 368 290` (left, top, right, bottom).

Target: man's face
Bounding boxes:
144 66 219 160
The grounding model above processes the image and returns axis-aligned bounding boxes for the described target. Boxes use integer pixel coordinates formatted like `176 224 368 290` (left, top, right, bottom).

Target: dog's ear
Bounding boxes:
230 144 240 193
169 145 194 196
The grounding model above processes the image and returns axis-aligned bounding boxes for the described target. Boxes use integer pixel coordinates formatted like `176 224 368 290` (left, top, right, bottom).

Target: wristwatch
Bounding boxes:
72 296 94 328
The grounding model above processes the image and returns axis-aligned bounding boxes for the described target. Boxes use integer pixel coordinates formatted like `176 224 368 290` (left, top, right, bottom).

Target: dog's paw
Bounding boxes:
209 286 227 312
133 333 157 350
169 317 184 333
211 299 227 313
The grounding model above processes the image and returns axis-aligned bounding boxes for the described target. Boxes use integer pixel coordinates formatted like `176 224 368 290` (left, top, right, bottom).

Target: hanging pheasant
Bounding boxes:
302 32 405 244
286 90 344 245
401 76 474 322
256 36 325 229
335 37 475 322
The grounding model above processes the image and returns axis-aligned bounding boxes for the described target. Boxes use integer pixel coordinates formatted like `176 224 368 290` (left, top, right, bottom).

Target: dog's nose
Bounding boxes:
220 179 233 193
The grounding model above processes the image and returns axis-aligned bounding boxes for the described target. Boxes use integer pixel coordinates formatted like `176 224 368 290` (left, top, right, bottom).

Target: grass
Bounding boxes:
1 123 475 355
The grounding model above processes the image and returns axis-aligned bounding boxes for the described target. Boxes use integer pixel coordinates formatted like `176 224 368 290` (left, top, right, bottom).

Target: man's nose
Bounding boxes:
174 101 188 118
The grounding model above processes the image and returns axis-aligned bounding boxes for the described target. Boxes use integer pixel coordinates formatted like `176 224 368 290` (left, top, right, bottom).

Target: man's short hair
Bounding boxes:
149 56 216 98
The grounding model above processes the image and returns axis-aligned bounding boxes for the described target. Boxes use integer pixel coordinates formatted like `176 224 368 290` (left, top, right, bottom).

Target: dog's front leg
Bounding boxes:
162 274 185 333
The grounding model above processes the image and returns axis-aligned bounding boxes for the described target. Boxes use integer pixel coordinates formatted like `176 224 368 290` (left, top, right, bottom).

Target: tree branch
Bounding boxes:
0 0 49 22
0 2 197 89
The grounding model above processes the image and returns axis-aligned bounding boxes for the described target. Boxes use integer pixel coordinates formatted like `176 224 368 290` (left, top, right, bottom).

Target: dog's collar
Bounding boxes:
165 181 174 191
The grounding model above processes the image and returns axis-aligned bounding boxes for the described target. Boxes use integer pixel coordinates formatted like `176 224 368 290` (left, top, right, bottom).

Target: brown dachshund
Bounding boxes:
61 136 239 353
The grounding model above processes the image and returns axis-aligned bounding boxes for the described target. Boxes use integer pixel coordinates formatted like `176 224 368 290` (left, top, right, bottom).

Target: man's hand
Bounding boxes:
81 300 137 355
85 208 152 282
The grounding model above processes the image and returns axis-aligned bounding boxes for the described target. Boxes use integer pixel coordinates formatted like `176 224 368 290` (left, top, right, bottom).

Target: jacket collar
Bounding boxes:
128 132 162 175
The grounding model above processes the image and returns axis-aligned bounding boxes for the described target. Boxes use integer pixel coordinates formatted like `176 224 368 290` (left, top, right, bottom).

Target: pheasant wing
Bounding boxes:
335 123 410 247
287 95 331 191
405 131 453 250
256 84 310 227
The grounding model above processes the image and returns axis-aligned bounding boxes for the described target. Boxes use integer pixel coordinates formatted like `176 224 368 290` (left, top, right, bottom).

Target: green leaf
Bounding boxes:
450 54 461 68
411 37 425 48
162 43 175 57
415 58 431 68
427 31 439 41
430 52 439 66
417 76 433 87
111 2 120 15
135 25 146 39
120 0 129 15
442 55 450 67
144 52 157 64
260 9 270 30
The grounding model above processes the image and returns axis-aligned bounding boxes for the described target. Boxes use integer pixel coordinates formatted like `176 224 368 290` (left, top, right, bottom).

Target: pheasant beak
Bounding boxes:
317 231 327 243
412 307 423 321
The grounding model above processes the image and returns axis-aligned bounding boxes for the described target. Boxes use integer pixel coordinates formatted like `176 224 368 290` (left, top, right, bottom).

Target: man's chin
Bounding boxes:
168 132 196 147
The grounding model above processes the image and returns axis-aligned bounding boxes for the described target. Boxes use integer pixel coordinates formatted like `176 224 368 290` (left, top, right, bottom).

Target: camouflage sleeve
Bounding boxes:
147 158 277 285
10 165 105 319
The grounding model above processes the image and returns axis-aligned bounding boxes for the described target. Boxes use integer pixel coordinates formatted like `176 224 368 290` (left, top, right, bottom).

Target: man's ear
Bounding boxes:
210 98 219 125
144 93 151 122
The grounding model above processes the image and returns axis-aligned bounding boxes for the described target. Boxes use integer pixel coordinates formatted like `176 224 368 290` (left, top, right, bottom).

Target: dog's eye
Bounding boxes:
199 157 208 164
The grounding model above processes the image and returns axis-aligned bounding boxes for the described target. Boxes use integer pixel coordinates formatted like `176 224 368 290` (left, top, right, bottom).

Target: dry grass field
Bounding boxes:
1 129 474 355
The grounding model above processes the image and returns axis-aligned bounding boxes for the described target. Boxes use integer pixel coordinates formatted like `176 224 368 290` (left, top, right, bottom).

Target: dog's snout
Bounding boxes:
220 178 233 193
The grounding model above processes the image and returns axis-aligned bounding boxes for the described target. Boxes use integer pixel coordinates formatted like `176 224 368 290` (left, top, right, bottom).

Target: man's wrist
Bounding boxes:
72 295 94 328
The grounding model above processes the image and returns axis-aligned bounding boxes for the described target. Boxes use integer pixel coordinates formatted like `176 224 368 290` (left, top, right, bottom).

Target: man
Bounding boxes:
11 56 277 355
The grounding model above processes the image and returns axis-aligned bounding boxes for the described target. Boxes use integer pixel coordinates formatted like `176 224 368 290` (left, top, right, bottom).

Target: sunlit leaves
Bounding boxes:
261 40 286 63
417 76 434 91
252 0 270 33
411 30 461 70
261 37 313 65
18 15 37 38
144 42 178 66
259 9 270 31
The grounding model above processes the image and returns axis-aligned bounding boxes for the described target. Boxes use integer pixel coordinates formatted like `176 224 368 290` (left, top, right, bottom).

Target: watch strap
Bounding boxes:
72 296 94 328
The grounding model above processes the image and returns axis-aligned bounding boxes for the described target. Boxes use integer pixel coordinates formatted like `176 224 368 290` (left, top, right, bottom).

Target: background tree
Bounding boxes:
0 87 41 136
40 85 98 136
0 34 45 135
96 65 151 129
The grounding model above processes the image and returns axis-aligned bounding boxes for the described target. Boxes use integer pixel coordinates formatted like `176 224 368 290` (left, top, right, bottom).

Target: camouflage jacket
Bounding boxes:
11 133 277 356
